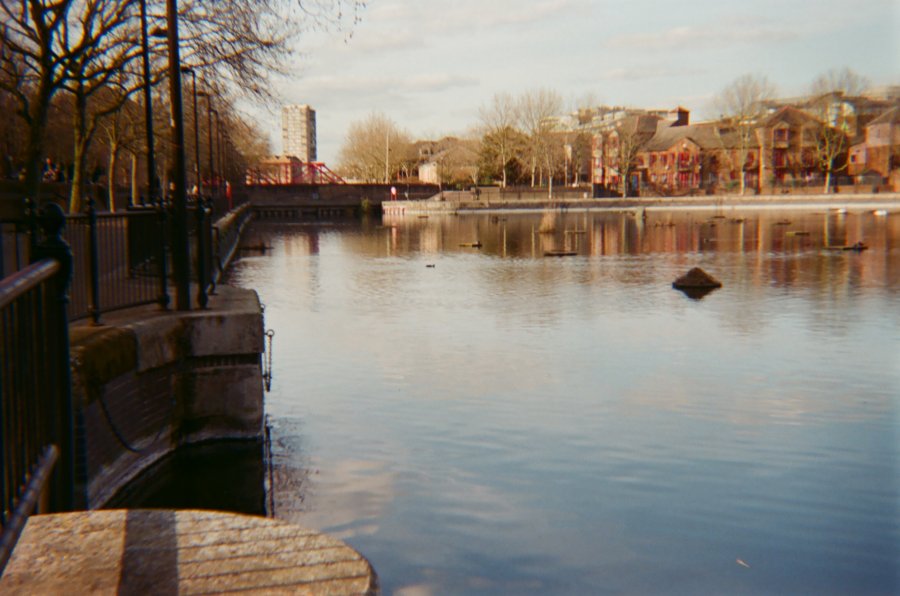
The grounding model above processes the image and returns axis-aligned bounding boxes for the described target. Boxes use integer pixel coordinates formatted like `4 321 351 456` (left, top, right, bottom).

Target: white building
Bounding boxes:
282 105 317 162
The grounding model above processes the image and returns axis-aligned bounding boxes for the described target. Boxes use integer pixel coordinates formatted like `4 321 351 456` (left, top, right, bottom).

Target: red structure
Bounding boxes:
246 155 345 186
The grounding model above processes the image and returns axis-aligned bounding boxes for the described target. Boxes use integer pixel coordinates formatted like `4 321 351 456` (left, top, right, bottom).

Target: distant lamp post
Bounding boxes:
197 91 215 199
213 109 222 199
181 66 202 197
139 0 156 205
164 0 190 311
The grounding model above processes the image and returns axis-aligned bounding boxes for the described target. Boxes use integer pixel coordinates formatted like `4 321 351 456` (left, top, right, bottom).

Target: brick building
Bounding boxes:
282 105 317 162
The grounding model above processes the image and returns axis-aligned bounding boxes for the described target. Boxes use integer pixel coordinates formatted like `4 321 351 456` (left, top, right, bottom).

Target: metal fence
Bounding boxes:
65 205 169 323
1 195 247 324
0 196 253 571
0 251 74 572
62 198 222 323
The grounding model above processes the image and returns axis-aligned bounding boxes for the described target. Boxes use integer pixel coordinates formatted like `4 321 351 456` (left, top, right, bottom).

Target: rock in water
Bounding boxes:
673 267 722 289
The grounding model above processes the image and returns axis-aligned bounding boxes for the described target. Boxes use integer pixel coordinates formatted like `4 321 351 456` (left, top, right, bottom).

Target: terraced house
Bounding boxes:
591 89 900 196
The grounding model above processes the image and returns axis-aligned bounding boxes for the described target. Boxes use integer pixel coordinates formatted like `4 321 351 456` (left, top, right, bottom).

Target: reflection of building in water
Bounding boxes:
420 222 442 254
331 211 898 288
282 231 320 256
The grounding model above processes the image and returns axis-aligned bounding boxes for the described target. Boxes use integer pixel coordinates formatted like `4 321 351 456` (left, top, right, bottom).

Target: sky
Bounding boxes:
256 0 899 165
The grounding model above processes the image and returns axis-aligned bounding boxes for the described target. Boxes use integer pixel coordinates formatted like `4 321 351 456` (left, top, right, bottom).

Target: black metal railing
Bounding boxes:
65 202 169 323
59 196 230 323
0 195 245 324
0 207 75 571
210 202 252 287
0 195 249 570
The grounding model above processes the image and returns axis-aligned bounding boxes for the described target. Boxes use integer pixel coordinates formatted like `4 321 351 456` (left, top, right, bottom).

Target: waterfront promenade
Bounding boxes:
1 510 377 594
383 190 900 215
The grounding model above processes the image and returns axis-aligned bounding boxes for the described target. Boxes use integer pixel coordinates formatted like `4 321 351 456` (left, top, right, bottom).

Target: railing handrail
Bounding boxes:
0 258 60 310
1 253 71 572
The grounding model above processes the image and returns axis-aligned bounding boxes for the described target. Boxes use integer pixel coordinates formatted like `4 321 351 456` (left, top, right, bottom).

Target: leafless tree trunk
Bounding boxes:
714 74 776 195
518 89 563 192
478 93 519 188
809 67 870 98
807 68 866 193
337 112 412 182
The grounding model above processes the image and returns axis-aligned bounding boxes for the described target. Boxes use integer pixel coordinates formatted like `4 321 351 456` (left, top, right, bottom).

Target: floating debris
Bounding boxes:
459 242 483 248
736 558 751 569
786 231 810 237
824 241 868 252
544 250 577 257
425 264 435 268
774 220 792 226
873 209 888 217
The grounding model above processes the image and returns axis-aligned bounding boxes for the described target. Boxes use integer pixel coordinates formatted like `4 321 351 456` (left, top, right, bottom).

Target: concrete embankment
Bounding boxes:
69 285 266 508
1 510 378 594
383 191 900 215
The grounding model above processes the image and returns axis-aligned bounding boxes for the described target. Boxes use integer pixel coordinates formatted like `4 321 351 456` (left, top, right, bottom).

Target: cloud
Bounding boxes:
598 66 707 82
602 18 800 51
364 0 590 36
297 73 480 99
339 30 422 53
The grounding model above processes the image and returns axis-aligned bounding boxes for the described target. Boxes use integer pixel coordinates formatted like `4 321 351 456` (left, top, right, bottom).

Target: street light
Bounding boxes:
181 66 202 198
164 0 191 311
213 108 222 200
139 0 157 205
197 91 215 200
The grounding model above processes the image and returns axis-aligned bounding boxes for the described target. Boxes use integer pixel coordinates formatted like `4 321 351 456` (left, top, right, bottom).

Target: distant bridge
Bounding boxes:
244 183 439 219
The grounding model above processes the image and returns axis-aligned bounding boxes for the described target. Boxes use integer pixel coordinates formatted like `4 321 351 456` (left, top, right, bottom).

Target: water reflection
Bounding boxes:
378 208 896 261
228 208 900 595
105 439 267 514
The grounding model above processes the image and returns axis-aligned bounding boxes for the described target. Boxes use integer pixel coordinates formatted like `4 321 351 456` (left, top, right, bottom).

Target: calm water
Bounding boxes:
229 208 899 595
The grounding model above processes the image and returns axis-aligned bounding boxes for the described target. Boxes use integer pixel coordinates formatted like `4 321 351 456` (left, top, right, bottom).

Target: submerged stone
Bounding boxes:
673 267 722 289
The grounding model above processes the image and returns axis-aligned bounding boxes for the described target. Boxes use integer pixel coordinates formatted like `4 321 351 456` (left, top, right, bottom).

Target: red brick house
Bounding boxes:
756 106 821 188
849 106 900 188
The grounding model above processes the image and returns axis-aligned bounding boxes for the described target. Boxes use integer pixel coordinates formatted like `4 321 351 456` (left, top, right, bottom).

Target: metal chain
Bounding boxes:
263 329 275 392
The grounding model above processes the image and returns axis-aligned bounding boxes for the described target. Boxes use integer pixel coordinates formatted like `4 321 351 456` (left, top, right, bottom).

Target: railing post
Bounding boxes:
209 224 219 295
157 200 170 309
31 203 76 511
87 197 101 325
195 198 208 308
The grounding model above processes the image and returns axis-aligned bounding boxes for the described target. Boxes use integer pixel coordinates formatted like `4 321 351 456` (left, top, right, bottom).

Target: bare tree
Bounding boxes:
714 74 776 194
60 1 142 211
478 126 527 185
478 92 519 188
100 90 144 211
2 0 363 207
337 112 411 182
518 88 563 191
441 137 480 187
1 0 88 199
612 118 647 199
809 67 870 98
567 94 599 186
807 68 867 193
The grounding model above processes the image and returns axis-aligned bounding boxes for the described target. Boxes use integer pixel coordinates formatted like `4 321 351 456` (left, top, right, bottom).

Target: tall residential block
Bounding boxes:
282 104 317 162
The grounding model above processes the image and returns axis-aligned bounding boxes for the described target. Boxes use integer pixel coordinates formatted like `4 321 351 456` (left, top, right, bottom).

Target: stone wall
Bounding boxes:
69 286 265 508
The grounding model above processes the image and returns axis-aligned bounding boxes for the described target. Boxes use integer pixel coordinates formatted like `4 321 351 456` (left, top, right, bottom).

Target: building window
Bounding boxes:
774 128 789 143
774 150 786 168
